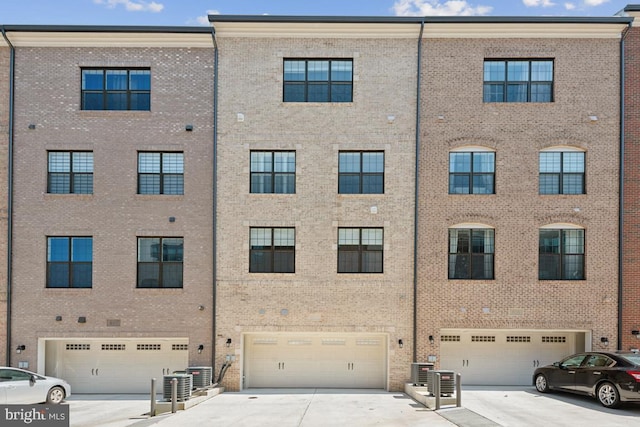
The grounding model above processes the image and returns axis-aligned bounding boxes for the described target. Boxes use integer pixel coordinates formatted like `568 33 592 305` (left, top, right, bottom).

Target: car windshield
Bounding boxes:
619 353 640 365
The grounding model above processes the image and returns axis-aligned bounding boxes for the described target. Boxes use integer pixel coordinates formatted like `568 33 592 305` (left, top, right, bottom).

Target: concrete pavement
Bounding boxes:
66 386 640 427
140 389 457 427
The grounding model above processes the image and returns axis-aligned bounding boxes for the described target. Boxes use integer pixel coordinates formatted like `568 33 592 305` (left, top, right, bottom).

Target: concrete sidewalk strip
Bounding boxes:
438 407 501 427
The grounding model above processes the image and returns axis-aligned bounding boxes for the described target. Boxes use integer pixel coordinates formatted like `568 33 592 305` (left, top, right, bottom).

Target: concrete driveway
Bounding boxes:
65 387 640 427
458 386 640 427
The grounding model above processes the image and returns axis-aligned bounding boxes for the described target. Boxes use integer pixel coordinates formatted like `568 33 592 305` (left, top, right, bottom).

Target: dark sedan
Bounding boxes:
533 351 640 408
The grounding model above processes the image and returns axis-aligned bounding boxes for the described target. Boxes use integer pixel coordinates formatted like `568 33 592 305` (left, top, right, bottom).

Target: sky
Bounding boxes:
0 0 634 26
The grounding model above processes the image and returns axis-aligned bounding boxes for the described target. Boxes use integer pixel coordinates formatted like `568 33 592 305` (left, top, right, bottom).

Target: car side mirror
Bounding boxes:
553 362 560 367
29 375 37 386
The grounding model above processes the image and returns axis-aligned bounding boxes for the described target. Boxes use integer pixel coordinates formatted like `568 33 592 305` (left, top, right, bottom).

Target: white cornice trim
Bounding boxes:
211 21 627 39
212 22 421 38
1 32 214 48
422 23 628 38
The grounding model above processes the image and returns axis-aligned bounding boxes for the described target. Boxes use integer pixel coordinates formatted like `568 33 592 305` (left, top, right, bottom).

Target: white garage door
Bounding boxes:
45 338 189 393
439 330 583 385
244 334 386 389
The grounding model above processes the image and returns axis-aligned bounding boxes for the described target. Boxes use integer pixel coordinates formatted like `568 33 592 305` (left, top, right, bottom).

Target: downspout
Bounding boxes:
210 27 219 375
618 23 631 351
1 27 14 366
413 19 424 364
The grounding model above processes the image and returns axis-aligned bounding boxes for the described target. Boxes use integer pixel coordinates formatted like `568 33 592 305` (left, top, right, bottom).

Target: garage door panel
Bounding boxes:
47 339 188 393
440 330 582 386
245 334 386 389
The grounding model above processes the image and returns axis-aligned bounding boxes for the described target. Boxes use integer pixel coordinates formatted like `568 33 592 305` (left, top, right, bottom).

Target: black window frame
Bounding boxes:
249 227 295 273
47 151 94 194
448 228 495 280
283 59 353 103
337 227 383 273
250 151 296 194
338 151 385 194
539 151 586 195
46 236 93 288
137 237 184 288
539 229 585 280
449 151 495 195
81 67 151 111
483 59 554 103
138 152 184 195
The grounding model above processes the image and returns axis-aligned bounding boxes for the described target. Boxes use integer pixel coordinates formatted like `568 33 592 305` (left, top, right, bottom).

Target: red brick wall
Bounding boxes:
0 46 9 365
623 26 640 351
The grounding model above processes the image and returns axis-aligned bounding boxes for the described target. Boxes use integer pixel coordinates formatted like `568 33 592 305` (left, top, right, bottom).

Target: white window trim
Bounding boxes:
540 223 584 229
450 145 495 153
540 146 585 153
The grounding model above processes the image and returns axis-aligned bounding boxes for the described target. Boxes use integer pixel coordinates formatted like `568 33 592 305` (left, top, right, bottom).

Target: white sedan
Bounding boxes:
0 367 71 404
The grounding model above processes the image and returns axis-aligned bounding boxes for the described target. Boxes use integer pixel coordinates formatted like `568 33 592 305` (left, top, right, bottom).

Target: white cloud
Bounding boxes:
522 0 556 7
583 0 610 5
94 0 164 13
564 2 576 9
193 9 219 26
392 0 492 16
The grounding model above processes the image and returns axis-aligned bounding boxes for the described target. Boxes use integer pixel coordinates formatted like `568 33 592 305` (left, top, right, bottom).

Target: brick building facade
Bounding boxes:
416 23 627 384
0 11 635 393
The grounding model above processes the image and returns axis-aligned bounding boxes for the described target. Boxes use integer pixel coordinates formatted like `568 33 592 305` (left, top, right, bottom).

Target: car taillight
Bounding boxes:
629 371 640 382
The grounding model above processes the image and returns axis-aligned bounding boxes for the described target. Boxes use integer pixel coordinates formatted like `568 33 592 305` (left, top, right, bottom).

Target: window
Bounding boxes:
560 354 587 368
250 151 295 194
484 60 553 103
47 237 92 288
449 228 494 279
137 237 183 288
138 152 184 195
250 228 295 273
539 151 585 194
48 151 93 194
82 68 150 110
338 228 383 273
539 228 584 280
284 59 353 102
449 151 495 194
339 152 384 194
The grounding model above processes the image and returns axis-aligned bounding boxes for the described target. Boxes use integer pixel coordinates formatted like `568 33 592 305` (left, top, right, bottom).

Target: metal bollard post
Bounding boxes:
150 378 156 417
456 373 462 407
171 378 178 413
435 373 441 410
